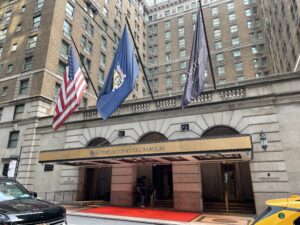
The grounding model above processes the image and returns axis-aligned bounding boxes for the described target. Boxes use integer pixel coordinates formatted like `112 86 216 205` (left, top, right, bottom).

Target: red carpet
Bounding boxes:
81 206 200 222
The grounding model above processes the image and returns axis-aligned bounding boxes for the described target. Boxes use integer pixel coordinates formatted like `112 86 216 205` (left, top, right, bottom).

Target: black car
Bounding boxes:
0 177 66 225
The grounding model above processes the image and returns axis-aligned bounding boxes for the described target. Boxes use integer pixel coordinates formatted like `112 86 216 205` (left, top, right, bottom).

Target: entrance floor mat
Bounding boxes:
80 206 200 222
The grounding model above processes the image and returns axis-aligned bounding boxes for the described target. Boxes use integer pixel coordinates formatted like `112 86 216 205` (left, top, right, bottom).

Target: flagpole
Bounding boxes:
198 0 217 90
125 17 155 102
71 36 99 98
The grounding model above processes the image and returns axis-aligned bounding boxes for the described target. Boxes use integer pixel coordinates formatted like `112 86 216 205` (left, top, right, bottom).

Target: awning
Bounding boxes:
38 135 253 166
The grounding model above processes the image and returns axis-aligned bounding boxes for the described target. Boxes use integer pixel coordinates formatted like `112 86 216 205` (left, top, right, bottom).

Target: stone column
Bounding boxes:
173 162 202 212
110 164 137 206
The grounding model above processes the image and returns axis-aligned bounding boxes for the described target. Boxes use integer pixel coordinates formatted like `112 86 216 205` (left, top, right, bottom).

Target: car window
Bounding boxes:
0 181 30 201
295 217 300 225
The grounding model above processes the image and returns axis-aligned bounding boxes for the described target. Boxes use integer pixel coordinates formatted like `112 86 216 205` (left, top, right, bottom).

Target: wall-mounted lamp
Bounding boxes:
118 130 125 137
260 131 268 151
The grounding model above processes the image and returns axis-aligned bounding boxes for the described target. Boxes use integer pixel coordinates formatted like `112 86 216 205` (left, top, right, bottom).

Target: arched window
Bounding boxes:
139 132 167 143
87 137 110 147
201 126 239 138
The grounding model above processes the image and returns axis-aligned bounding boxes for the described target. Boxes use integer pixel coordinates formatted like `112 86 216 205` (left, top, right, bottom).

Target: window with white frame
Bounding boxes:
27 35 38 49
66 2 74 18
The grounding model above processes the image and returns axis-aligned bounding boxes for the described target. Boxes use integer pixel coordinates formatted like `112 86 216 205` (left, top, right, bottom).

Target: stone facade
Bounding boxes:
14 72 298 213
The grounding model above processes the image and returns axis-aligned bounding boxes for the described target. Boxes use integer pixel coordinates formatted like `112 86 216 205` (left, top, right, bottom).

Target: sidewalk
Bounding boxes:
64 205 254 225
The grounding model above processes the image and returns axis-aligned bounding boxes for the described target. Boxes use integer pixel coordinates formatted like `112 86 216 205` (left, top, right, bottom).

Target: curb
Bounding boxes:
67 211 189 225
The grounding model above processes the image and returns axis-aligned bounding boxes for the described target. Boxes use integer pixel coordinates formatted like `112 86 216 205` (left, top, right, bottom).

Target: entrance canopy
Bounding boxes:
38 135 253 166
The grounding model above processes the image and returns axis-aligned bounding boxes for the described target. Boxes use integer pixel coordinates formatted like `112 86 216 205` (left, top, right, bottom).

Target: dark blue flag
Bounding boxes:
96 25 138 119
181 9 208 108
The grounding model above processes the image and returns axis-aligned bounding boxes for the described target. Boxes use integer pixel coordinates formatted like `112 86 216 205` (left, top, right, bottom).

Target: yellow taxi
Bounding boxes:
251 195 300 225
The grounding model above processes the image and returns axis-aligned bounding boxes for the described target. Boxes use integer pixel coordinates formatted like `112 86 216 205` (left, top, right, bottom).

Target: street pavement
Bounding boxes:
67 215 160 225
65 205 254 225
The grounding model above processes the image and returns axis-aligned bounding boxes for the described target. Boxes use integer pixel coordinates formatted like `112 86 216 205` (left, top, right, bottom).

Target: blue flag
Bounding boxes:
181 9 208 108
96 25 138 119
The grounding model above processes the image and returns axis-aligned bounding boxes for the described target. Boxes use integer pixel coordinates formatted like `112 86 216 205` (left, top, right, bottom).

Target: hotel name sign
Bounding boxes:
39 136 252 163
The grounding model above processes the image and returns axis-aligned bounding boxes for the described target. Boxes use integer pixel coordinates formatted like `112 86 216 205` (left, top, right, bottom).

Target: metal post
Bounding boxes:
71 36 99 98
198 0 217 90
125 17 155 101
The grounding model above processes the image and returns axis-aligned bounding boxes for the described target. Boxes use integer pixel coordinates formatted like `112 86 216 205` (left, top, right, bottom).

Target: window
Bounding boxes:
0 29 7 41
53 83 61 99
166 64 172 72
2 163 9 177
0 108 3 121
237 76 244 81
99 69 105 82
2 86 7 96
165 31 171 40
24 57 33 71
21 5 26 13
7 64 13 73
44 164 54 172
213 18 220 28
216 53 224 62
100 52 106 68
232 37 240 46
227 2 234 12
211 7 218 17
165 53 171 62
180 73 187 85
19 79 29 95
4 10 12 22
228 13 236 23
165 76 172 88
164 10 170 16
14 105 24 120
66 2 74 18
35 0 44 9
251 46 257 54
214 30 221 39
247 20 254 29
179 38 185 48
180 61 187 69
245 9 251 16
215 41 222 49
16 24 22 32
178 17 184 26
235 62 243 72
101 36 107 50
217 66 225 77
27 35 38 49
192 13 197 22
233 50 241 58
60 40 69 58
177 5 184 13
178 28 184 37
164 21 171 30
11 43 18 52
8 131 20 148
57 61 66 76
63 20 72 37
230 25 238 34
179 50 186 59
103 7 108 18
165 42 171 51
33 16 41 29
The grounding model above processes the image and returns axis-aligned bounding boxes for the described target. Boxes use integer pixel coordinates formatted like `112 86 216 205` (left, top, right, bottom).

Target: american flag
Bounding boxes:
52 47 87 130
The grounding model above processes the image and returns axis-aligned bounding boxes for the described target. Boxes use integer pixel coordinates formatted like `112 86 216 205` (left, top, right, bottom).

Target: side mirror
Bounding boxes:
30 191 38 198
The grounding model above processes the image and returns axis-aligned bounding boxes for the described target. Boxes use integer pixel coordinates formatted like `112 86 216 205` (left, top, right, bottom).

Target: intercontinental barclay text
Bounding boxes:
91 146 166 157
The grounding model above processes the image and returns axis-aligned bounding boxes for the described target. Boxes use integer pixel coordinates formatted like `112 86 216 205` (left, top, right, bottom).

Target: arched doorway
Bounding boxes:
137 132 173 208
77 137 112 201
200 126 255 213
